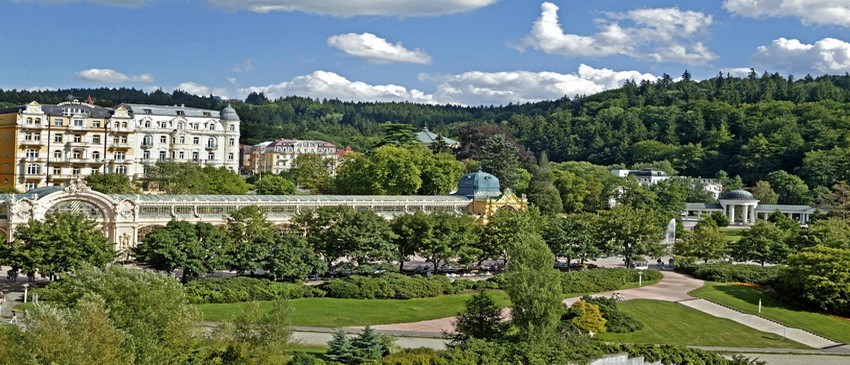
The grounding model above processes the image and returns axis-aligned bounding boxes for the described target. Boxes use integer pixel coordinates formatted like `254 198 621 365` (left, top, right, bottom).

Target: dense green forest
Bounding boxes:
4 71 850 191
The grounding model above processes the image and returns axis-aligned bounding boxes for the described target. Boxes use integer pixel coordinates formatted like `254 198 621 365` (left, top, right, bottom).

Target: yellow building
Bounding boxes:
0 100 133 192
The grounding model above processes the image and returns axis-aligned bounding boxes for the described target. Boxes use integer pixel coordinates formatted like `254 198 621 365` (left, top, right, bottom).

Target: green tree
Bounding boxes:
569 300 607 335
254 175 296 195
417 150 465 195
86 172 137 194
204 166 251 194
728 221 791 265
826 181 850 219
325 330 356 364
225 206 277 275
291 206 395 268
211 300 294 365
751 181 779 204
429 134 453 154
480 134 526 192
134 220 227 282
600 206 665 268
795 217 850 250
552 170 588 213
543 213 603 267
288 153 332 192
351 326 389 363
8 212 113 278
707 211 730 227
779 245 850 316
766 170 810 204
451 289 504 344
378 122 417 146
674 220 726 262
32 266 201 365
526 161 563 214
263 233 326 281
502 212 563 341
145 161 249 194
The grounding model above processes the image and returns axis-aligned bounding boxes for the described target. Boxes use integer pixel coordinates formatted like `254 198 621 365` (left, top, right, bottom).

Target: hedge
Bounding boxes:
183 277 325 304
561 268 662 294
676 263 781 285
320 273 489 299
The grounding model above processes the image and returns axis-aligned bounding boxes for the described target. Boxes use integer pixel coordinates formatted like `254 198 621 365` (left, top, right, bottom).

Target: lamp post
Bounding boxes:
22 283 29 303
638 270 643 286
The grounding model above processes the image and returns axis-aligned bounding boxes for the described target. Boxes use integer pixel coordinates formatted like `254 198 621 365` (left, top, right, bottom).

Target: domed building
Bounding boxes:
683 188 823 226
455 168 526 217
719 189 759 224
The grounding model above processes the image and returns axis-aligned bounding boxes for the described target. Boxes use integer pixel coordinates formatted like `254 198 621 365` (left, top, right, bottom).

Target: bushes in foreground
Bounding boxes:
581 296 643 333
676 262 782 285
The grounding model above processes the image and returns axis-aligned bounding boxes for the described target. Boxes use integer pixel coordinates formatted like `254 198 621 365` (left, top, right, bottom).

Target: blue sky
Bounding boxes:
2 0 849 105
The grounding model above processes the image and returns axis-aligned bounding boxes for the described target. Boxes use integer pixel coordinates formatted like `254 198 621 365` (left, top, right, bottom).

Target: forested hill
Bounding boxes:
3 71 850 189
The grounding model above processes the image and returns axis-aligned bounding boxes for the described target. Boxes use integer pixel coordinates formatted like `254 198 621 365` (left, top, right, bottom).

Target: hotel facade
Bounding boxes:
0 100 240 192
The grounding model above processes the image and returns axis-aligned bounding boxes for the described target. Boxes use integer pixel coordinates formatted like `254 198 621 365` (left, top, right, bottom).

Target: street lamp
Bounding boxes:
22 283 29 303
638 270 644 286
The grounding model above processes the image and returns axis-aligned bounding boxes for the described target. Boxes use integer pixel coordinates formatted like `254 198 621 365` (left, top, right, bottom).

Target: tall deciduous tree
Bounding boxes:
599 206 665 268
288 153 332 192
134 220 227 282
291 206 395 268
263 233 326 281
543 213 603 267
779 245 850 316
728 221 791 265
254 175 296 195
211 300 294 365
226 206 277 275
6 212 113 278
766 170 810 205
85 172 137 194
674 220 726 263
751 181 779 204
450 289 504 344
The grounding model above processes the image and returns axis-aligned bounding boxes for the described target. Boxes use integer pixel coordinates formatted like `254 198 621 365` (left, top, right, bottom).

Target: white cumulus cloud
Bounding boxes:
176 82 231 99
238 66 657 106
723 0 850 27
752 37 850 75
519 2 716 65
719 67 757 77
328 33 432 64
204 0 496 16
239 71 435 103
426 65 658 105
75 68 154 83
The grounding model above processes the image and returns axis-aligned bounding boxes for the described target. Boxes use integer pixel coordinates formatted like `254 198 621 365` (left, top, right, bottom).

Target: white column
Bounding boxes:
742 205 748 225
729 204 735 223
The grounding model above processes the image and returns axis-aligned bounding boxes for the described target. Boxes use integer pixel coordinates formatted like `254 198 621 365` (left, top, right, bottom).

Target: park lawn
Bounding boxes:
199 290 512 326
689 282 850 344
720 227 745 242
598 299 808 349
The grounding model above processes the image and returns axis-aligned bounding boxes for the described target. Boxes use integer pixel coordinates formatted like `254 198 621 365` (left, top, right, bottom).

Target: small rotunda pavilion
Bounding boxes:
718 189 759 225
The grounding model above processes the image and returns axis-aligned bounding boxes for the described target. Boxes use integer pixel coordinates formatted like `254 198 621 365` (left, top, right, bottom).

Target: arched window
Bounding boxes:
47 200 104 220
229 125 236 131
177 122 184 129
179 135 186 144
53 150 62 159
207 138 217 148
26 118 32 124
142 135 153 146
144 120 151 128
122 122 127 128
209 124 215 131
92 151 100 161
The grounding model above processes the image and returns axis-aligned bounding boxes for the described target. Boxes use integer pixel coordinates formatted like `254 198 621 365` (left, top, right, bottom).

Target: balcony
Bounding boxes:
65 141 89 148
18 123 44 130
205 144 218 151
109 143 132 150
69 124 88 131
108 159 134 165
140 143 153 150
19 139 44 146
20 156 46 163
110 126 133 133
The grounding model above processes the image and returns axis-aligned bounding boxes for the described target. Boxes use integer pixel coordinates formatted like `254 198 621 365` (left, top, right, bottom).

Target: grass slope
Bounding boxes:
199 291 511 326
598 300 807 349
689 282 850 344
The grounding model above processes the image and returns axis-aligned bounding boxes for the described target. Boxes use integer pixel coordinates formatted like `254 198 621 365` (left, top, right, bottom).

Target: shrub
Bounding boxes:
288 351 326 365
183 277 324 304
320 273 453 299
561 269 662 294
582 295 643 333
676 263 781 285
569 300 607 334
607 344 765 365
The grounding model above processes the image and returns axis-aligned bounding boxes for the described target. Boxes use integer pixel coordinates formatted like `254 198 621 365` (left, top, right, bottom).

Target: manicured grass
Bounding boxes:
199 290 512 326
720 227 745 242
598 299 808 349
689 282 850 344
292 344 327 355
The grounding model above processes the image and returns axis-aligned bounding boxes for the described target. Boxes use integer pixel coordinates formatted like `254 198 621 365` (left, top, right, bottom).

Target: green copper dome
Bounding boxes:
455 168 501 199
721 189 756 200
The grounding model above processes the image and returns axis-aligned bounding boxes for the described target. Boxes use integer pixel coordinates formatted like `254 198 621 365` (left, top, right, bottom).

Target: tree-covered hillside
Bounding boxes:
4 71 850 190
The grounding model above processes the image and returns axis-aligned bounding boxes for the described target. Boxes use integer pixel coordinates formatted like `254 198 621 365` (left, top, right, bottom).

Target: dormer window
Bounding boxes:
143 109 152 114
176 110 185 116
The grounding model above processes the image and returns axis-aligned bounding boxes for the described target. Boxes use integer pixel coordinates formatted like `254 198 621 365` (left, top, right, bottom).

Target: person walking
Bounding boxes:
9 310 18 324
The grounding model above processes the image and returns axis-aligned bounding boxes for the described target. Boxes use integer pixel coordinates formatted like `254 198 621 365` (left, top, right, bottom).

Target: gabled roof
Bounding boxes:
416 127 459 146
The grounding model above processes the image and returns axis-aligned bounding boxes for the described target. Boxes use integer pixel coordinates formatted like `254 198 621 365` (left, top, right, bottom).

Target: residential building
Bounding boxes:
241 139 342 175
0 100 240 192
611 168 723 200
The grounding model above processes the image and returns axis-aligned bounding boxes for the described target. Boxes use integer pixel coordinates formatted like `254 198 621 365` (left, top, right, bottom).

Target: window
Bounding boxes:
160 136 167 144
73 120 84 127
23 132 32 141
179 135 185 144
143 109 152 114
53 167 61 175
159 151 167 160
143 150 150 159
192 151 199 161
115 166 127 175
207 138 216 148
176 110 185 116
26 118 33 124
203 112 211 117
193 137 199 145
179 151 185 159
93 121 101 128
92 135 101 144
25 150 38 159
92 151 100 161
193 124 199 130
122 122 127 128
54 134 63 143
229 138 235 146
25 182 36 191
54 119 63 126
228 153 234 161
27 164 40 175
113 152 125 161
144 121 151 128
73 135 82 143
72 151 82 159
54 150 62 159
229 125 236 131
208 152 215 161
120 136 128 143
142 135 152 146
209 124 215 131
177 122 184 129
72 168 81 176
